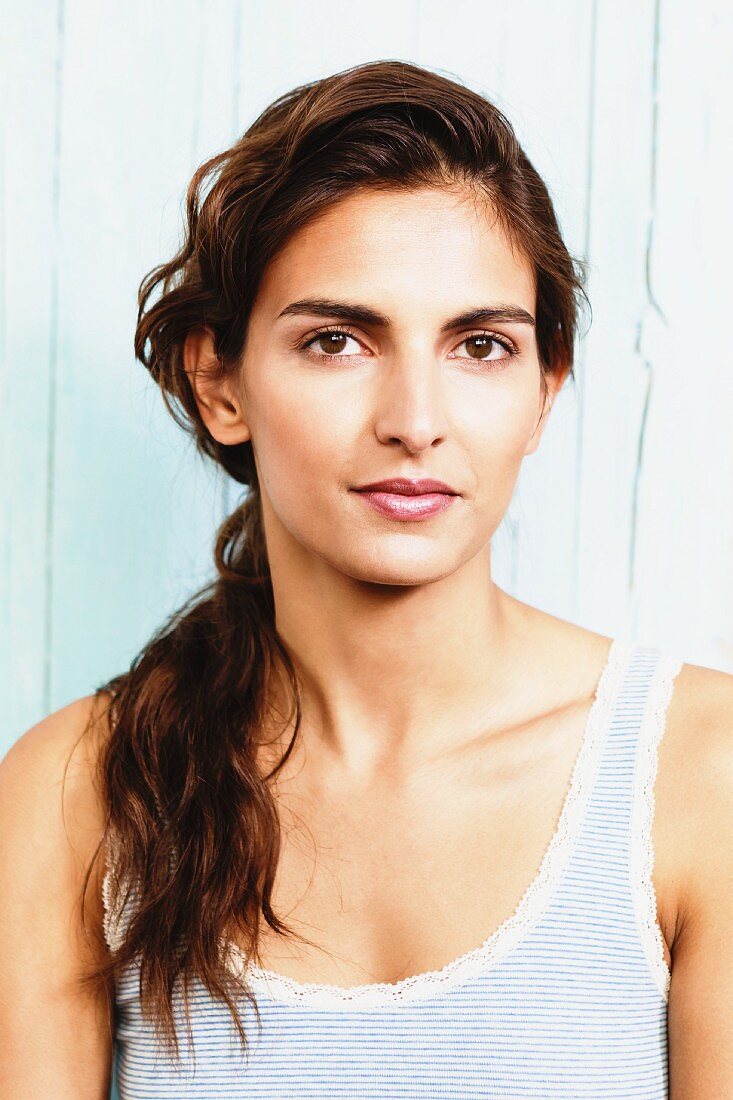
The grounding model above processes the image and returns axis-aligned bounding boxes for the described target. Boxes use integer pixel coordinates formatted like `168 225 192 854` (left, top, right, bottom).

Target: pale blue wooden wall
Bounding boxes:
4 0 733 748
2 2 731 1091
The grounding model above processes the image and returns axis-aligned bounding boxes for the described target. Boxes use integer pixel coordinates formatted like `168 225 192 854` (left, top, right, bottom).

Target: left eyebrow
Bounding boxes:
276 298 536 331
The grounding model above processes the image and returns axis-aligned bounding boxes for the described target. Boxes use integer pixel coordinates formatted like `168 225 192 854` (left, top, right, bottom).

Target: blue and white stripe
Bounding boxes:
107 639 682 1098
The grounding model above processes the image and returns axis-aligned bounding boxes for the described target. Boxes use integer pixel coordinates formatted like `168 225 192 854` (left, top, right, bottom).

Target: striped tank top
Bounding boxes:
103 637 684 1098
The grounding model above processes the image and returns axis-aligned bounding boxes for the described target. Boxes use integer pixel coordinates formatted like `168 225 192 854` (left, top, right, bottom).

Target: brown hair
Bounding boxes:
80 58 589 1061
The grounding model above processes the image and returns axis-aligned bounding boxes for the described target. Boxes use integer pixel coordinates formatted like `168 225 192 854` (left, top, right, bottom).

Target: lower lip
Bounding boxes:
354 490 457 520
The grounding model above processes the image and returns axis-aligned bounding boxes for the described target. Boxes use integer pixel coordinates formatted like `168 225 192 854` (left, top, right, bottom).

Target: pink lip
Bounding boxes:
356 491 456 520
354 477 458 495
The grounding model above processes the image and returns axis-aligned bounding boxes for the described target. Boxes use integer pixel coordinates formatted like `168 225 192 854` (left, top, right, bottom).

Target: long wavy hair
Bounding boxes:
78 58 589 1061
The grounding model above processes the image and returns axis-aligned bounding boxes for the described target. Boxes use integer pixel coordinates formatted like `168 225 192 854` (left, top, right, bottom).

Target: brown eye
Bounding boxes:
453 332 517 364
302 328 364 358
465 335 500 359
315 332 349 354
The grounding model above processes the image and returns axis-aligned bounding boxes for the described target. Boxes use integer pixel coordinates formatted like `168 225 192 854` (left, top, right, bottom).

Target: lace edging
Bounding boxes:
101 827 127 953
226 637 630 1010
631 652 684 1003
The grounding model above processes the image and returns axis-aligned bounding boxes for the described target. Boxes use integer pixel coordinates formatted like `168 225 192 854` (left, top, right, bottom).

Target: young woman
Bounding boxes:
2 59 732 1100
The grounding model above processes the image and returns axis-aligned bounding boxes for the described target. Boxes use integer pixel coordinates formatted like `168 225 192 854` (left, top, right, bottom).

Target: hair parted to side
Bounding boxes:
77 59 590 1061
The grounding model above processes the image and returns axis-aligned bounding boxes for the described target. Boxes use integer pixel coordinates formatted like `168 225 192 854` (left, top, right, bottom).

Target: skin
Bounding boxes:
1 184 732 1098
185 185 573 770
186 184 733 1092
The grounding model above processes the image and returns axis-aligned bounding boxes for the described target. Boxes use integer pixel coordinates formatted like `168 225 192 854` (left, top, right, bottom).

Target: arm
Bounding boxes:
668 664 733 1097
0 696 114 1100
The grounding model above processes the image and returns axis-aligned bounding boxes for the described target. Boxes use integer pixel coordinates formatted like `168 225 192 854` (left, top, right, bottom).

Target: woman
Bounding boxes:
1 59 731 1099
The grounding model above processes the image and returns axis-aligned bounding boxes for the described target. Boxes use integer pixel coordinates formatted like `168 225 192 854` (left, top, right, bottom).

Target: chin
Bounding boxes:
334 548 463 588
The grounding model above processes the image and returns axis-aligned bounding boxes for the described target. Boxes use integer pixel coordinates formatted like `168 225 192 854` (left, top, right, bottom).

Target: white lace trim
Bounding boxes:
101 827 128 954
630 651 684 1003
225 637 631 1009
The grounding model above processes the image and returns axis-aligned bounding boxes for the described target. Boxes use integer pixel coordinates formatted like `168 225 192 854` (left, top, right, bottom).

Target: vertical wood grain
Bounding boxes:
1 4 731 1097
1 2 64 740
2 1 731 760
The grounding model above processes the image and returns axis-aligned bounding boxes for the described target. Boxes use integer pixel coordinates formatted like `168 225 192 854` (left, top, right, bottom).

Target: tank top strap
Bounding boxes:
102 821 178 956
101 826 145 955
101 827 126 953
574 638 685 999
584 641 684 836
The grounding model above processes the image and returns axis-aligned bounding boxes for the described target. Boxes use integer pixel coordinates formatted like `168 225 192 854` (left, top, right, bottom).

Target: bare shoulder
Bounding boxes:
1 691 111 770
666 655 733 726
0 694 115 1094
0 693 112 855
0 692 114 945
0 689 114 900
658 659 733 1094
662 658 733 847
659 659 733 904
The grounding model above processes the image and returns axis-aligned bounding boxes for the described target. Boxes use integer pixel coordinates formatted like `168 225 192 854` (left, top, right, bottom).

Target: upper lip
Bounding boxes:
353 477 459 495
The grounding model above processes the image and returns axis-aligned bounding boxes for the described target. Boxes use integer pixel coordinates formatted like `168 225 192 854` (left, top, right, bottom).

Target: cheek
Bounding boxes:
249 380 355 503
456 378 541 532
463 376 540 469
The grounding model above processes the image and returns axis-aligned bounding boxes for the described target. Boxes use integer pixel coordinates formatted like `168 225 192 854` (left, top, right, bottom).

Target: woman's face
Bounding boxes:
194 186 564 586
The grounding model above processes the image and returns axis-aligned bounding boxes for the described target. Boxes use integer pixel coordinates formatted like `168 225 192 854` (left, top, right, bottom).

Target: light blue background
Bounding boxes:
2 2 731 1096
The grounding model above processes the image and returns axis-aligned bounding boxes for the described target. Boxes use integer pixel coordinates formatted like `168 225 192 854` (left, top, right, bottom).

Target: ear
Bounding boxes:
523 364 570 457
182 326 251 445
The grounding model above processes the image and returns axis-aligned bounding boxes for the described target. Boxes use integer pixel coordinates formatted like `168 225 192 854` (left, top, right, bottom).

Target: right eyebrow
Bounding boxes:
276 297 536 330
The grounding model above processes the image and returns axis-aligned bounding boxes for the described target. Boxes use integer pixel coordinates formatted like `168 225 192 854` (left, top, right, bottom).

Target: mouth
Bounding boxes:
351 478 459 521
352 477 459 496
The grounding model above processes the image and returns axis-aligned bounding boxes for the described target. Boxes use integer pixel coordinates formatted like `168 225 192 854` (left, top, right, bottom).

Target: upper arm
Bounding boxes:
667 663 733 1098
0 695 114 1100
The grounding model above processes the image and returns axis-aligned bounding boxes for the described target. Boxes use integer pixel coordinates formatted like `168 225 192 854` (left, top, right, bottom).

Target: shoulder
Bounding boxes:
1 692 111 822
666 655 733 722
660 660 733 1088
0 697 116 1087
661 657 733 877
0 693 112 913
659 657 733 944
664 657 733 822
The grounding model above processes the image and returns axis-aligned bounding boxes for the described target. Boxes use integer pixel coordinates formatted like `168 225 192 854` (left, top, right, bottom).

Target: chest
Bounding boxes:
250 710 680 988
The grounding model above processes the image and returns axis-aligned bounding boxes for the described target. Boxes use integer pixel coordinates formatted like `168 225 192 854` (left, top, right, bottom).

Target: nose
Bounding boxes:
372 354 449 454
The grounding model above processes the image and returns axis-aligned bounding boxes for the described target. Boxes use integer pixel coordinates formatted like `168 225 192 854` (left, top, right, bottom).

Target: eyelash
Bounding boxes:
297 325 519 367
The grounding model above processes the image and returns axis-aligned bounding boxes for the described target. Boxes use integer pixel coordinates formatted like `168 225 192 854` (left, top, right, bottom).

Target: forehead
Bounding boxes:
256 186 536 318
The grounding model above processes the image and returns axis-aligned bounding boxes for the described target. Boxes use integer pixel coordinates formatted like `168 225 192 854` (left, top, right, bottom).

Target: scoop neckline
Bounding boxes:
225 636 631 1010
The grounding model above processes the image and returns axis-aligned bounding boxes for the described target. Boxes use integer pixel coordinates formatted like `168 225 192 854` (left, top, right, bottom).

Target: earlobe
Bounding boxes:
183 326 251 445
524 402 550 457
524 385 554 457
524 363 568 455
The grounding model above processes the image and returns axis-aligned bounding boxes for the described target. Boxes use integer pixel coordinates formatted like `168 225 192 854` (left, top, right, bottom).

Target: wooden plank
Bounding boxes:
235 0 417 125
46 0 239 716
630 0 733 668
1 2 60 751
574 0 659 640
